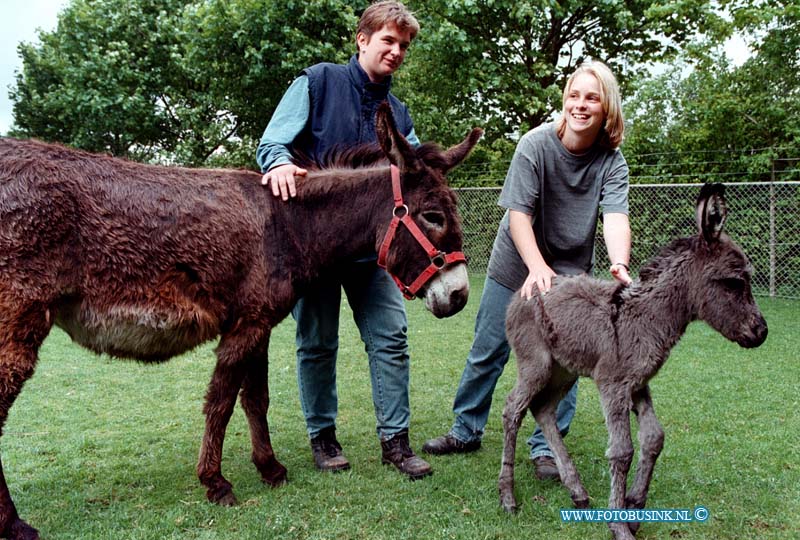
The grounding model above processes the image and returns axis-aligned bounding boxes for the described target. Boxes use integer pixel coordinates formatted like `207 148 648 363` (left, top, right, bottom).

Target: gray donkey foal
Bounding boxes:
498 184 768 540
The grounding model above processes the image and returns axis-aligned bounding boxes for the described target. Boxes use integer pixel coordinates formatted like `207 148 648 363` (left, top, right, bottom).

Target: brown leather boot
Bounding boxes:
381 431 432 480
310 427 350 472
422 433 481 455
533 456 560 482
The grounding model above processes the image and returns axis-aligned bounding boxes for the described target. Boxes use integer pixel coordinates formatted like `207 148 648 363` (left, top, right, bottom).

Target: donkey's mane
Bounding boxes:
638 236 698 283
292 141 448 172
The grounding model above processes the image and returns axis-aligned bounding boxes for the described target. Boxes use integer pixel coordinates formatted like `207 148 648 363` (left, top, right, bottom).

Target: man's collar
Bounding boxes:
348 54 392 93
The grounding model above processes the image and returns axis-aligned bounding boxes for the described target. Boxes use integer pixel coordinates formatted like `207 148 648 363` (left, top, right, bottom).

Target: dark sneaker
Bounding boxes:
533 456 560 482
381 431 433 480
310 428 351 472
422 433 481 455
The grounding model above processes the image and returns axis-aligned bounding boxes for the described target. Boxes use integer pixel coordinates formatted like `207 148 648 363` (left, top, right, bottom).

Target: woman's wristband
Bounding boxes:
613 262 629 271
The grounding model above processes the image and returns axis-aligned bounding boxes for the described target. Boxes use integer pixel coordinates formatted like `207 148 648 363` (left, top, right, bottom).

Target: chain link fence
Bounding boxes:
454 181 800 298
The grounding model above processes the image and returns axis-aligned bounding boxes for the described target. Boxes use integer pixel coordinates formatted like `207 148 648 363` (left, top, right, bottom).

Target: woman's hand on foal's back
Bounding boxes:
521 263 557 299
610 263 632 285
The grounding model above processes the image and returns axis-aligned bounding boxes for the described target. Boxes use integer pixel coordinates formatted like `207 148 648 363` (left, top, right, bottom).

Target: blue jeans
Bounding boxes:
449 276 578 459
293 261 410 441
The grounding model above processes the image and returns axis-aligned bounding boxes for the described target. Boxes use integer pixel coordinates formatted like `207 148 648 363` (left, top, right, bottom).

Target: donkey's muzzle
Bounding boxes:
738 315 768 348
424 263 469 318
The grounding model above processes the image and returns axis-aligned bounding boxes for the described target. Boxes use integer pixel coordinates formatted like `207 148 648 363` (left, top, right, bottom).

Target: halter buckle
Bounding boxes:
393 204 409 218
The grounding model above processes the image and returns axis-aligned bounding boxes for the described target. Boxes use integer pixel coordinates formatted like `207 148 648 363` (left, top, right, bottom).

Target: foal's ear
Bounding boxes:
696 183 727 244
376 102 422 174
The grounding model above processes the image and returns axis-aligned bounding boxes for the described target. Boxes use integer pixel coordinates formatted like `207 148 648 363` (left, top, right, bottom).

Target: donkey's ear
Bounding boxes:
439 127 484 174
696 183 727 244
376 101 422 173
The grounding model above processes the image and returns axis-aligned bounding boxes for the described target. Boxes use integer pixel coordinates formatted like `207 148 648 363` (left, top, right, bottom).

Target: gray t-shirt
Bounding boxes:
487 122 629 291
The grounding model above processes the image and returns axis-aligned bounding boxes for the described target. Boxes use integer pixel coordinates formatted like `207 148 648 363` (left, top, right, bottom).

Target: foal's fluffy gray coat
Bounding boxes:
498 184 767 540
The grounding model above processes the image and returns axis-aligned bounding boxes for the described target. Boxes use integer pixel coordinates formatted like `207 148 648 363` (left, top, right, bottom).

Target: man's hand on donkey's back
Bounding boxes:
261 163 307 201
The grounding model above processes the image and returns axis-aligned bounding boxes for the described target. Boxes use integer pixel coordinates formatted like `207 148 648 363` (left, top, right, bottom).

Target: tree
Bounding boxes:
177 0 362 166
396 0 731 149
622 0 800 180
10 0 740 172
11 0 195 161
10 0 363 165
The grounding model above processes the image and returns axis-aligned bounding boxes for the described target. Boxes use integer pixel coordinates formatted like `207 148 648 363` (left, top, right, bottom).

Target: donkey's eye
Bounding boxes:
422 211 446 229
719 278 745 292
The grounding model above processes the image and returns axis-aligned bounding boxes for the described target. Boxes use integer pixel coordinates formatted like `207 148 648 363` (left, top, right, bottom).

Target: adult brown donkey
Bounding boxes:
0 103 481 539
498 184 768 540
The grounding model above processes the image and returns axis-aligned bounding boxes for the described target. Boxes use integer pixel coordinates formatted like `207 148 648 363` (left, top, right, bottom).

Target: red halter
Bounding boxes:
377 165 467 299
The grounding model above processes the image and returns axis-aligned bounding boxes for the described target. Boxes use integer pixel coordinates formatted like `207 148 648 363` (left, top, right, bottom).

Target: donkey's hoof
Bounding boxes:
624 496 643 533
501 501 519 514
261 459 288 487
625 495 644 510
499 493 519 514
215 490 239 507
5 518 40 540
610 522 637 540
572 496 590 509
207 484 238 507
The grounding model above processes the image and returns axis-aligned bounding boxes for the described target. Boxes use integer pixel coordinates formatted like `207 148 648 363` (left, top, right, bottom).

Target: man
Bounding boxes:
423 61 632 482
256 1 431 480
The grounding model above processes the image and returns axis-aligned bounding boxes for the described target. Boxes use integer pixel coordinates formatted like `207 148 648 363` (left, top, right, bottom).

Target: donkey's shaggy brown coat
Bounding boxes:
0 103 481 539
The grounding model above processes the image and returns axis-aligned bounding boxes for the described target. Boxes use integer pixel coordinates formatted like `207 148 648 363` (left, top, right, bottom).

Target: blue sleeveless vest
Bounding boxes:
296 55 414 163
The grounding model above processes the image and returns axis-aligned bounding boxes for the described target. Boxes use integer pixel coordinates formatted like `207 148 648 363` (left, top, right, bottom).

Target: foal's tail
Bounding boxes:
535 292 558 349
506 289 558 353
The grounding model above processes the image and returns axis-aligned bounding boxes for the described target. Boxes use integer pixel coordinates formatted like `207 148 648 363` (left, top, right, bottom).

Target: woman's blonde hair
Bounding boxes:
556 60 624 149
356 1 420 42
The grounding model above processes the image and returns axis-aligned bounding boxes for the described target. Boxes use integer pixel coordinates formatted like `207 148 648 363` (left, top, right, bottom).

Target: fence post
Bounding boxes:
769 159 776 297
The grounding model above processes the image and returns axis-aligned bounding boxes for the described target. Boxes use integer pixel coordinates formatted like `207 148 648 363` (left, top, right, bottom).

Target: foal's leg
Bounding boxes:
498 352 550 513
0 303 51 540
598 384 636 540
625 385 664 534
197 323 265 506
532 380 589 509
498 384 533 513
239 334 288 487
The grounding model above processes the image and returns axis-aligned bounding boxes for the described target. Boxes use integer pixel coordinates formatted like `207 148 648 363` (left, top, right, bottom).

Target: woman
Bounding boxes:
423 60 632 481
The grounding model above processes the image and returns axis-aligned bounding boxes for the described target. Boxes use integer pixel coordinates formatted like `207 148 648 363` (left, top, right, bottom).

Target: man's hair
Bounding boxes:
356 1 420 41
556 60 625 149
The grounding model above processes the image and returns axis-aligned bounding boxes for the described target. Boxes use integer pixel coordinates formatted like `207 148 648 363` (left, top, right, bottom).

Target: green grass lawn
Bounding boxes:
5 275 798 539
